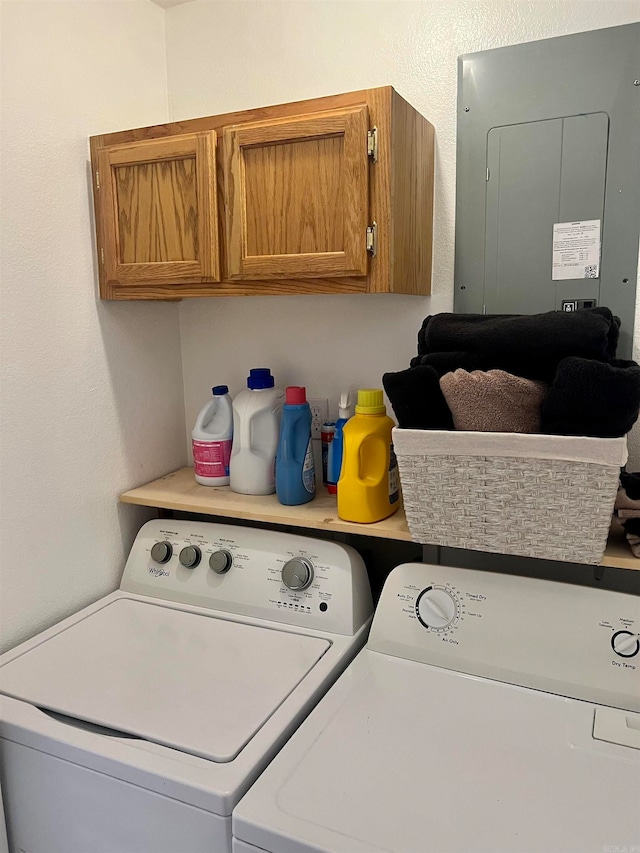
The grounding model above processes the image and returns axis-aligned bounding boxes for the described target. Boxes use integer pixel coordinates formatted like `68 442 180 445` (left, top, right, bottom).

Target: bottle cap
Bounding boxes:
338 390 354 420
322 421 336 434
355 389 386 414
212 385 229 396
285 386 307 405
247 368 275 390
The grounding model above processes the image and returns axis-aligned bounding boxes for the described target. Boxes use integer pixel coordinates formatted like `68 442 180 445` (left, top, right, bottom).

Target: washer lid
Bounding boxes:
0 599 330 762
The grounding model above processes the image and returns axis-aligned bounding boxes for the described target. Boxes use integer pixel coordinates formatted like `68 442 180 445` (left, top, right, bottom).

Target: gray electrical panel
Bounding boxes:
454 24 639 358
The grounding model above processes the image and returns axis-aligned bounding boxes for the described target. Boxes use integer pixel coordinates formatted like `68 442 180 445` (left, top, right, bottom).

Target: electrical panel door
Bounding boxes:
455 23 639 358
483 113 608 315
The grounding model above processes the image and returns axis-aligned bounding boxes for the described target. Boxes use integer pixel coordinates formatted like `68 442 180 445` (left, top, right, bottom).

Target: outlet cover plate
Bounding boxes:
308 398 329 440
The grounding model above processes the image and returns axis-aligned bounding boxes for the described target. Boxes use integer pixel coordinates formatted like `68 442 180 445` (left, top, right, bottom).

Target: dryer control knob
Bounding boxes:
179 545 201 569
151 541 173 564
416 587 457 630
209 549 233 574
282 557 314 591
611 630 640 658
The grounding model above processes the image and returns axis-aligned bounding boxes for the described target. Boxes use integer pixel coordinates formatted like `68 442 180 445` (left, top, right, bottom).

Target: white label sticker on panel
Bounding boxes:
552 219 600 281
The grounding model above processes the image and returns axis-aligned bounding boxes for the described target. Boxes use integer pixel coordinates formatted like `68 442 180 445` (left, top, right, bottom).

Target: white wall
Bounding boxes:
166 0 640 467
0 1 187 653
1 1 637 655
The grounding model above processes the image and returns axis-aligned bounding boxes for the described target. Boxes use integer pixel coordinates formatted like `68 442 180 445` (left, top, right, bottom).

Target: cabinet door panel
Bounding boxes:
98 133 219 285
224 107 369 280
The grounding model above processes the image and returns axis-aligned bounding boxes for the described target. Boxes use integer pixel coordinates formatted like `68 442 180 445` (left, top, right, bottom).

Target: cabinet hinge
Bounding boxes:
367 127 378 163
366 222 378 257
100 247 105 265
95 171 100 190
486 168 490 182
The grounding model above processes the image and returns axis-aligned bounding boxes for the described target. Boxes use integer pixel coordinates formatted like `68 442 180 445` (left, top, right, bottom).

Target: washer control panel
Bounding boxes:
368 563 640 712
119 520 373 635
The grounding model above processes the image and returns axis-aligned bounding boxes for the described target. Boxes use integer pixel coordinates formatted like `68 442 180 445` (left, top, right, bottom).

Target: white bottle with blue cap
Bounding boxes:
192 385 234 486
230 368 285 495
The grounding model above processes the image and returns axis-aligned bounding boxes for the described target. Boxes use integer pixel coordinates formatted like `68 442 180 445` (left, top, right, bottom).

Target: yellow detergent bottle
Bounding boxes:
337 389 399 523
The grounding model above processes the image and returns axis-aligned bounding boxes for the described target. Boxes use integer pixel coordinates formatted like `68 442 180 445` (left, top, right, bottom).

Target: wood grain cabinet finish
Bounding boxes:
95 133 219 289
224 106 370 280
90 87 434 300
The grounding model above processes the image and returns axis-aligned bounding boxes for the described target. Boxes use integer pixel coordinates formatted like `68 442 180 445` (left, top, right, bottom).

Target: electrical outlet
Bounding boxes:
308 398 329 439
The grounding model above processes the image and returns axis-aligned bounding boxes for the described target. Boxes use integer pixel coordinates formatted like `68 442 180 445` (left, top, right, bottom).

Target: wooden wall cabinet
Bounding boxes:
90 87 434 300
96 133 219 286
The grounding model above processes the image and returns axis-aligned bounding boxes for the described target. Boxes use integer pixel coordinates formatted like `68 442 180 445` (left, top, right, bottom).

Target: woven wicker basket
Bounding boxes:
393 429 628 564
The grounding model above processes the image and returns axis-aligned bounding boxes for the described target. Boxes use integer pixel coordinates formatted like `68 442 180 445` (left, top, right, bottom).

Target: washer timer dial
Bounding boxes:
416 586 458 630
282 557 314 591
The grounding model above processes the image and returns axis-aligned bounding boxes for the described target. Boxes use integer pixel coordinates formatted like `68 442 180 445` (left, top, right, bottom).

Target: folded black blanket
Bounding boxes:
416 308 620 382
621 471 640 502
409 351 482 374
383 366 454 430
540 358 640 438
622 517 640 536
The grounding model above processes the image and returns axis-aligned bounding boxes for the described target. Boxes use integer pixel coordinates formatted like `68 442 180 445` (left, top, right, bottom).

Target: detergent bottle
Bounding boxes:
230 369 285 495
275 386 316 505
327 390 353 496
337 389 399 523
191 385 233 486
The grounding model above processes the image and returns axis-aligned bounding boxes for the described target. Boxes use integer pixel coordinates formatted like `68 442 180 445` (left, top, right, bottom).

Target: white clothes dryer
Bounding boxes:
0 519 373 853
234 562 640 853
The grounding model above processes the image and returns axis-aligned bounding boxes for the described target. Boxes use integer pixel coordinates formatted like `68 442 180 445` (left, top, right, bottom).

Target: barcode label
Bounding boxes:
585 264 598 279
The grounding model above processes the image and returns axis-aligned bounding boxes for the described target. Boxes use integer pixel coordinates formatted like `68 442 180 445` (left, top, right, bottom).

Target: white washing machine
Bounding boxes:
0 519 373 853
234 562 640 853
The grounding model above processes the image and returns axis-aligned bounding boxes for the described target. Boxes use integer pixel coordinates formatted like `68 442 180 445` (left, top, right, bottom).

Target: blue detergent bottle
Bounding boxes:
327 390 354 496
276 386 316 505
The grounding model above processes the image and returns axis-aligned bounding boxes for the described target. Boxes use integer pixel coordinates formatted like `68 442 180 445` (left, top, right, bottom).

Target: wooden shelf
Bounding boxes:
120 467 411 542
120 467 640 571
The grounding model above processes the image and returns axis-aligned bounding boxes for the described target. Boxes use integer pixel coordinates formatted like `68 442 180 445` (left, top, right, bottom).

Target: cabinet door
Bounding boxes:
97 133 219 285
224 106 370 280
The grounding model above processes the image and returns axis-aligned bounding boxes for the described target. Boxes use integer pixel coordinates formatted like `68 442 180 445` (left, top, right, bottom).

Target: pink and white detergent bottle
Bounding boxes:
192 385 233 486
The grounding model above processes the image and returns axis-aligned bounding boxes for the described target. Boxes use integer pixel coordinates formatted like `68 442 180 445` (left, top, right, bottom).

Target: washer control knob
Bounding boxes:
611 630 640 658
416 587 457 630
282 557 314 591
209 549 233 574
179 545 201 569
151 541 173 564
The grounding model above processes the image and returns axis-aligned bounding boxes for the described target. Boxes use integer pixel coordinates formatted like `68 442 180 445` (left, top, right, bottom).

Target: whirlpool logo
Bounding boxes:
148 566 169 578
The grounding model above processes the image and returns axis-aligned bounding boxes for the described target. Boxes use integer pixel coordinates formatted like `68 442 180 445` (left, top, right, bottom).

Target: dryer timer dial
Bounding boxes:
416 587 457 630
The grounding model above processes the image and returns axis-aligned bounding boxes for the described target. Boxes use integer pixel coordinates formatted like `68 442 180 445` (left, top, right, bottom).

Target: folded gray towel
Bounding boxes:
439 369 548 433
